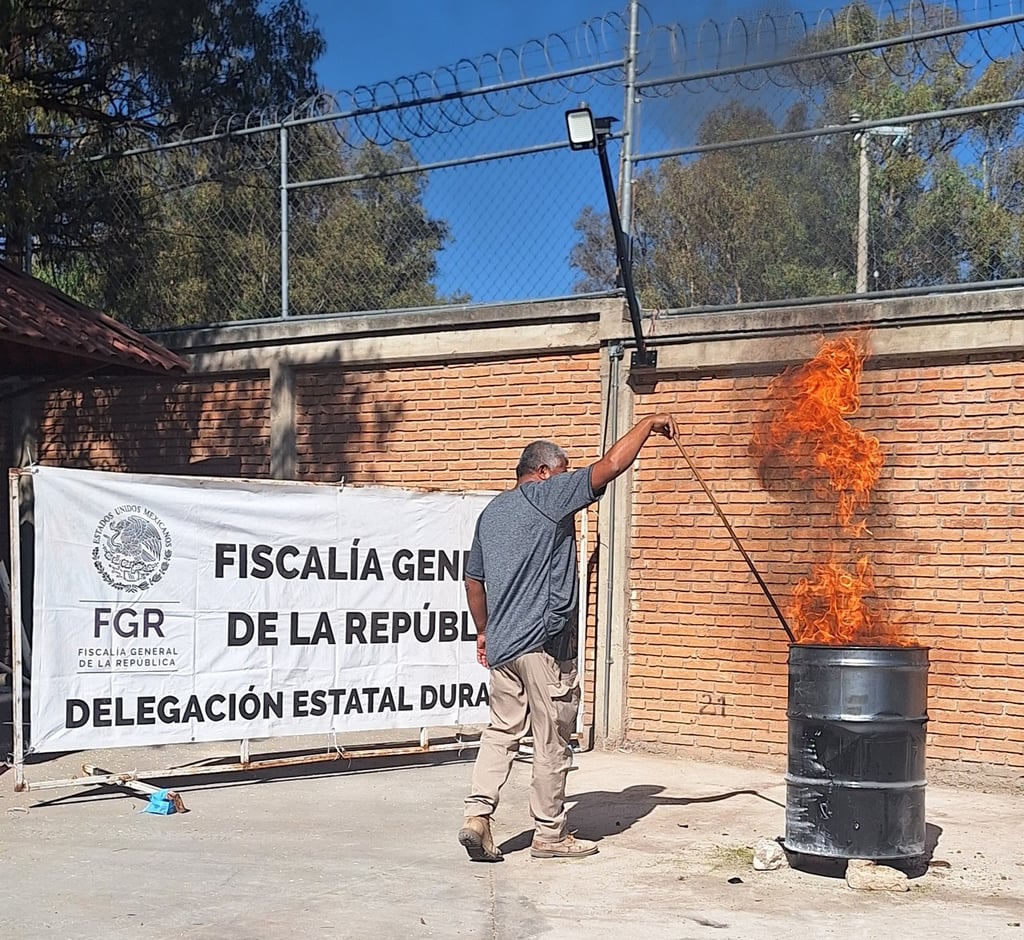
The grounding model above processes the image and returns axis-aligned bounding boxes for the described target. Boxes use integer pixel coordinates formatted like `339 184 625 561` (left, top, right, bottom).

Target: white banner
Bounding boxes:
29 467 493 752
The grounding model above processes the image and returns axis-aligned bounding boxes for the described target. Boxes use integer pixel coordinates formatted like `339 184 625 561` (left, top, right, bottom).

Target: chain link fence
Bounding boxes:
35 1 1024 329
629 0 1024 313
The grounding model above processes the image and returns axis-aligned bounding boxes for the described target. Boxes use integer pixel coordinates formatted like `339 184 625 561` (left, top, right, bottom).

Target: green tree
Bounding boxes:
577 102 856 310
289 139 453 316
571 0 1024 309
4 2 456 327
794 0 1024 290
569 206 617 293
53 124 456 327
0 0 323 272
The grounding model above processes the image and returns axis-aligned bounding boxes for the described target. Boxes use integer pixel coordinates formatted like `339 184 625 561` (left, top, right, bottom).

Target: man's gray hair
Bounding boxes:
516 440 568 478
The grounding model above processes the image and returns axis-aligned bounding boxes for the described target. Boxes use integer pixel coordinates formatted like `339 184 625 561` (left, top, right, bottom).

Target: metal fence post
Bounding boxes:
280 124 290 318
619 0 640 247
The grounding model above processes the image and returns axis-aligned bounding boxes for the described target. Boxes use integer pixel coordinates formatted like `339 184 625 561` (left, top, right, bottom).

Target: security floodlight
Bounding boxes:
563 106 656 369
565 107 596 150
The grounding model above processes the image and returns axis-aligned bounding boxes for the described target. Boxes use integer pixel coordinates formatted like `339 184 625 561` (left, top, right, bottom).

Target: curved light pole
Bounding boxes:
566 106 656 370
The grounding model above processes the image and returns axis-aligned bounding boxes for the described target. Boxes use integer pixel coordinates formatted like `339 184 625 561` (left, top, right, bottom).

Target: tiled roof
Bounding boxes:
0 261 189 389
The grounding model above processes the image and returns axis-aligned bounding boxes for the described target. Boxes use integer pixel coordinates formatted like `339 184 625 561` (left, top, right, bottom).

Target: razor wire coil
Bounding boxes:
22 0 1024 328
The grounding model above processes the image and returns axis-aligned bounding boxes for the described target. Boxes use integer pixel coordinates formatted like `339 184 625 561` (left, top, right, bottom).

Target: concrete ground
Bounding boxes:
1 736 1022 940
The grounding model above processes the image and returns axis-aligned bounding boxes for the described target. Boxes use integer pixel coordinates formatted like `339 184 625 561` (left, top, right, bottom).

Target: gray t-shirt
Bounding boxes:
465 466 603 669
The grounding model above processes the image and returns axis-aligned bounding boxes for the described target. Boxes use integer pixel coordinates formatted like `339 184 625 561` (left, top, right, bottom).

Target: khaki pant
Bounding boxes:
464 650 579 843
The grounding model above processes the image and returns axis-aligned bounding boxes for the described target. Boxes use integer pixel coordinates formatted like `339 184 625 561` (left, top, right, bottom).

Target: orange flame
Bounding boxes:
752 336 883 528
751 335 913 646
790 557 876 646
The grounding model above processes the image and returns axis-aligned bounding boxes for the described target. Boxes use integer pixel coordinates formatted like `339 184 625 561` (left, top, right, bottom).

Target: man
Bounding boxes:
458 413 676 861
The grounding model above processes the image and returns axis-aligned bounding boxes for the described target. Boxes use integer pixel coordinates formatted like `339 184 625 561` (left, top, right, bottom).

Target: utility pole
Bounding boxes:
851 112 911 295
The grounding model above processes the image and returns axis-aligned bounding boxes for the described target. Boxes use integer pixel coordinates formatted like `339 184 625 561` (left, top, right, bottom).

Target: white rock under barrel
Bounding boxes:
845 858 910 892
752 837 786 871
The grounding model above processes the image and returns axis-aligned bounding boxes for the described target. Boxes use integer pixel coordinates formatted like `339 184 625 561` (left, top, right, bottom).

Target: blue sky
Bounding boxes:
294 1 841 304
306 1 717 94
288 1 1023 307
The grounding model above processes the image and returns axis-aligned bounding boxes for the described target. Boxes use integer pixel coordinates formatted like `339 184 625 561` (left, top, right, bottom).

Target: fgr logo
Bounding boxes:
92 504 173 592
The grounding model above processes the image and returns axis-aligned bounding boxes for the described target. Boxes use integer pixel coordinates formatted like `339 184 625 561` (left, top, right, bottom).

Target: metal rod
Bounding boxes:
82 765 188 812
635 13 1024 93
602 344 623 737
106 59 628 160
288 136 581 190
0 559 30 677
15 738 489 794
9 469 27 787
856 118 870 294
670 431 796 643
636 97 1024 165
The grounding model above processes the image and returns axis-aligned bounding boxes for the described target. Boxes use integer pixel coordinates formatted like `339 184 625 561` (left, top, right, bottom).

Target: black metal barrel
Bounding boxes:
784 644 929 860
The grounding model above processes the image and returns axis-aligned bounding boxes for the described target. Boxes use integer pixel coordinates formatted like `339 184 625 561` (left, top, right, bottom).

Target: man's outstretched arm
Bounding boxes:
590 414 676 492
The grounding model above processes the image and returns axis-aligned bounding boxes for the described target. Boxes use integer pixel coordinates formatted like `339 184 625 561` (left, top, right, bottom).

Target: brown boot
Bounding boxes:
530 833 599 859
458 815 503 862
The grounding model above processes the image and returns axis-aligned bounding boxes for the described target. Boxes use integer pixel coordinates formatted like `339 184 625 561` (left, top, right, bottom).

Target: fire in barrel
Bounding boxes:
751 336 928 860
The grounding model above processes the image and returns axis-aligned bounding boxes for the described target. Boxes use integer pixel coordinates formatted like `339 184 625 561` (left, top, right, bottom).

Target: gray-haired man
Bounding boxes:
458 414 676 861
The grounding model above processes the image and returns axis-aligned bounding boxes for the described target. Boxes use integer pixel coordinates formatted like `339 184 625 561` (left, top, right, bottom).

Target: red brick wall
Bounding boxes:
626 355 1024 772
294 355 602 488
34 376 271 476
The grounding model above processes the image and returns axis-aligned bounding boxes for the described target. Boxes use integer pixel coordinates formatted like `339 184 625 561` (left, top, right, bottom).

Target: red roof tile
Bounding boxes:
0 261 189 385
